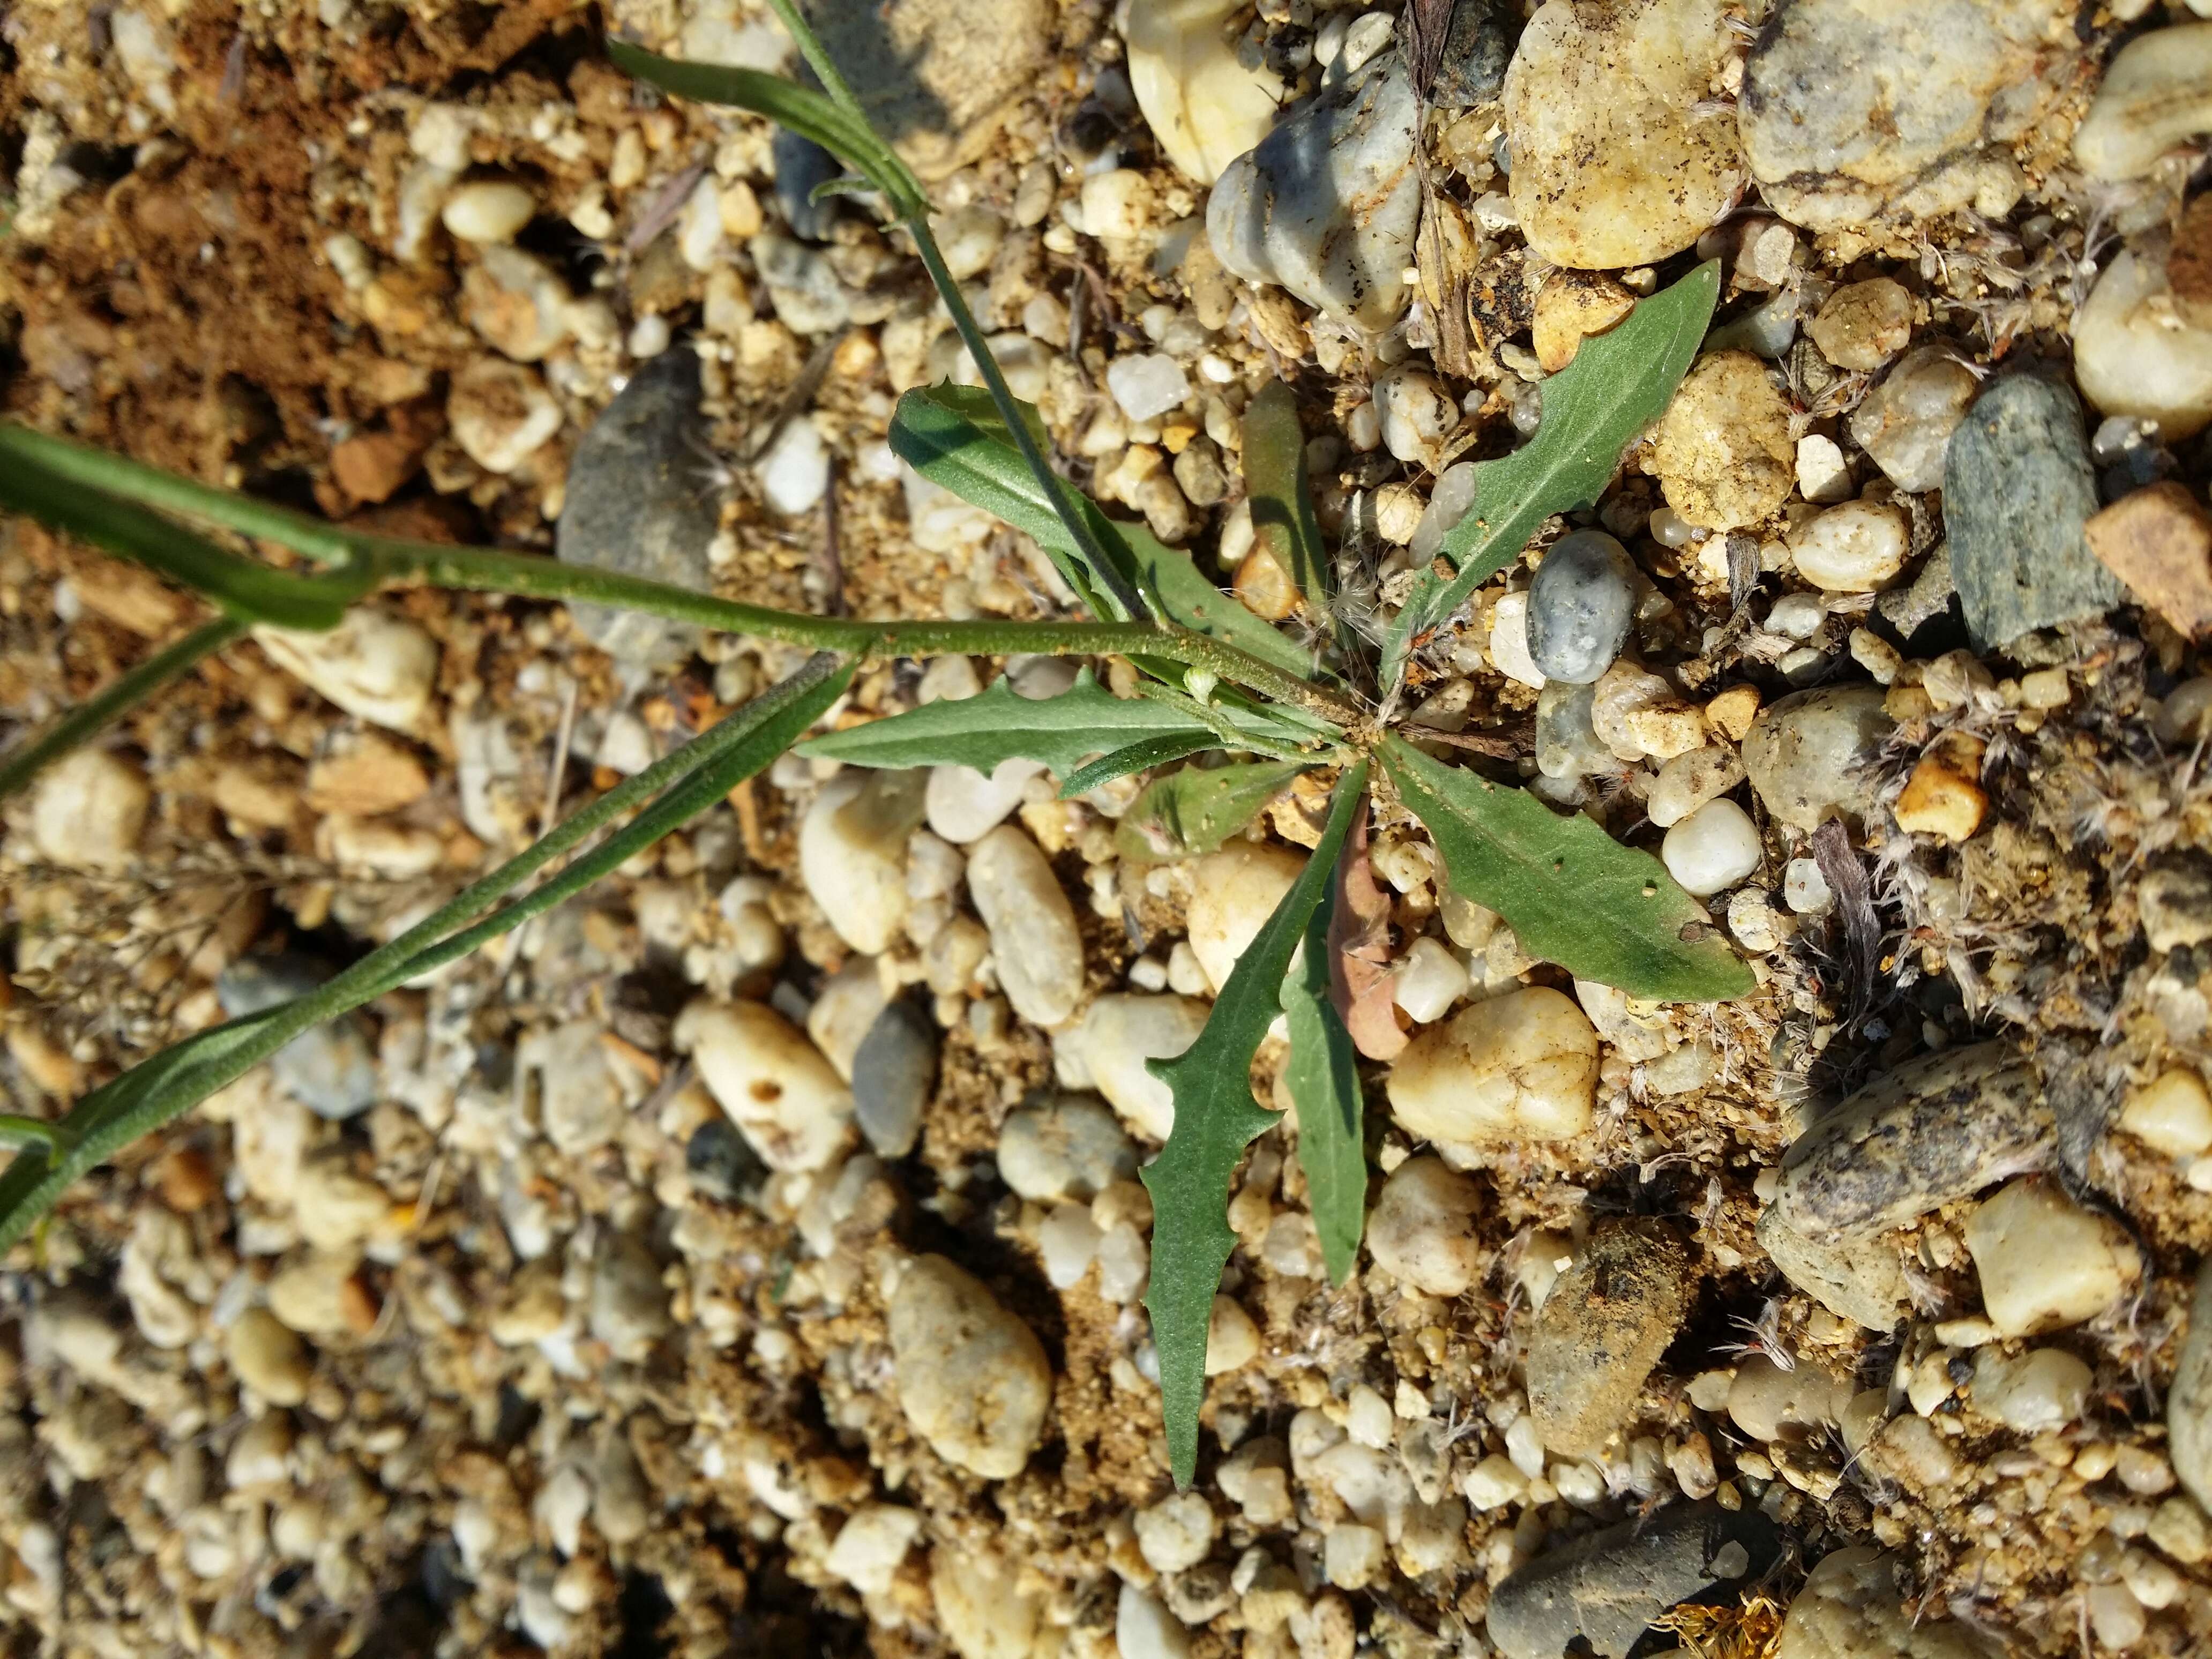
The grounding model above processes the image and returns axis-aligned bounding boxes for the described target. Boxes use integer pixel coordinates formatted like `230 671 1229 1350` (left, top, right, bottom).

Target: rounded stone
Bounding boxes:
1527 530 1638 684
1739 685 1894 832
1502 0 1747 270
1652 352 1796 531
997 1096 1137 1200
888 1255 1052 1479
1661 798 1762 898
1365 1156 1485 1296
967 825 1085 1028
1386 988 1600 1149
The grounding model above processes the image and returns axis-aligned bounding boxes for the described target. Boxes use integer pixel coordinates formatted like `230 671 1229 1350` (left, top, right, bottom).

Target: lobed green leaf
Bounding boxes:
1379 735 1753 1002
799 669 1214 776
1380 261 1721 692
1143 760 1367 1486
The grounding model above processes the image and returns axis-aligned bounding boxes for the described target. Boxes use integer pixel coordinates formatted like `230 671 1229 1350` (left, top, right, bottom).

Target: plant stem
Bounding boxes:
0 422 1365 727
758 0 1148 623
0 616 247 805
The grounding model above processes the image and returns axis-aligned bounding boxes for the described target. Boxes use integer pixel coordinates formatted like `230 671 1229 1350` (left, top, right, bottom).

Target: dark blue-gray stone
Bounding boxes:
556 349 719 668
1486 1500 1783 1659
851 997 938 1159
1425 0 1517 110
215 955 379 1120
686 1117 765 1205
1527 530 1638 684
1942 375 2125 648
772 129 846 243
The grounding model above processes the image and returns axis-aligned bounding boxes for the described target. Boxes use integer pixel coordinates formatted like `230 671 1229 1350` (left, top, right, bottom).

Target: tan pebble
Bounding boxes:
1531 271 1637 373
1705 684 1761 741
154 1147 219 1213
228 1309 313 1407
2122 1070 2212 1159
1893 737 1987 843
2086 481 2212 639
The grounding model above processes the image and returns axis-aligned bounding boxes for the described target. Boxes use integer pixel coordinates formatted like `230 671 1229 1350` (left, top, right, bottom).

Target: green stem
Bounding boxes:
0 616 246 805
758 0 1147 623
0 421 1363 725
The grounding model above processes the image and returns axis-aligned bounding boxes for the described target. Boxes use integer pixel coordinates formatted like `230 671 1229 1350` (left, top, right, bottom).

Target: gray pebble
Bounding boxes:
773 128 846 242
1423 0 1516 110
851 997 939 1160
1739 0 2067 233
2171 1260 2212 1514
1527 530 1637 684
1739 684 1893 832
1527 1220 1691 1457
1875 542 1956 640
1756 1207 1906 1331
1487 1500 1782 1659
997 1096 1137 1201
556 349 718 668
1534 681 1617 781
686 1117 766 1205
1943 375 2126 648
1767 1041 2050 1240
588 1231 671 1356
1207 51 1422 332
216 955 378 1121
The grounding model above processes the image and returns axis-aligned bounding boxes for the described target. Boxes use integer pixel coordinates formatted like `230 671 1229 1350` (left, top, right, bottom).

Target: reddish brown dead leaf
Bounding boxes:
1327 802 1408 1060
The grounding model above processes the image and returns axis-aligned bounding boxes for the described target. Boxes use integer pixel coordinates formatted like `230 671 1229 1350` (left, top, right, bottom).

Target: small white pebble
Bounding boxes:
1107 353 1192 423
1782 856 1833 916
1795 433 1853 503
1346 1384 1394 1449
1661 798 1762 898
1392 937 1470 1024
627 312 672 358
758 419 830 516
1488 593 1546 689
441 179 536 244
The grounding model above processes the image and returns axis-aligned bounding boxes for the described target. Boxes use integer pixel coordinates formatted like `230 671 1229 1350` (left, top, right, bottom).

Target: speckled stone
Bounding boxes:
1943 375 2126 648
1527 531 1638 684
556 349 719 667
1488 1500 1782 1659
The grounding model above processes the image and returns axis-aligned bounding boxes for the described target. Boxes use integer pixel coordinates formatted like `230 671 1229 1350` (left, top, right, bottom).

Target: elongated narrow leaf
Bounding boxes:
0 616 245 805
1283 878 1365 1286
800 669 1213 775
1116 758 1311 864
0 655 854 1253
1243 379 1329 606
0 445 372 629
892 383 1140 619
1381 261 1721 690
892 384 1316 676
1129 525 1317 679
1379 735 1753 1002
1056 733 1219 799
1144 761 1367 1485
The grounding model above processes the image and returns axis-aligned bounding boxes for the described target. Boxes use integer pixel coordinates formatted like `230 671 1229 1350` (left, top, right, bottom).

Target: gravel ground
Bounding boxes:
5 3 2212 1657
